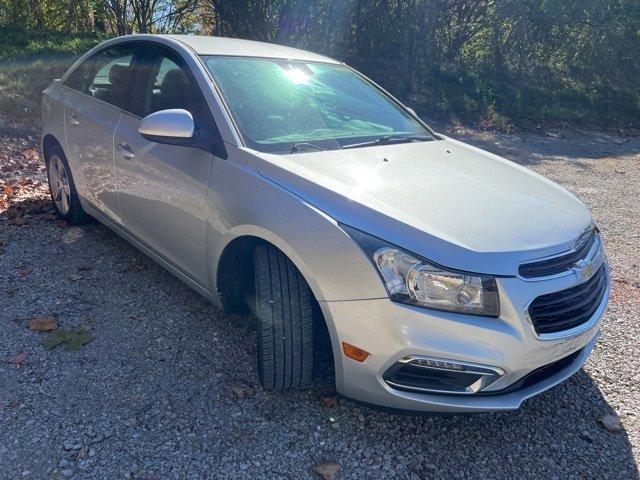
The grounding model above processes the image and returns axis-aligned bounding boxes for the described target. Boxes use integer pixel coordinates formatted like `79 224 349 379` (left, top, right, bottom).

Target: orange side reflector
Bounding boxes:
342 342 370 362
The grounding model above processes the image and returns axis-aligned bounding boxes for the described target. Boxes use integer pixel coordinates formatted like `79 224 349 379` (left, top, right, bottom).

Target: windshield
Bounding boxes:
201 56 435 153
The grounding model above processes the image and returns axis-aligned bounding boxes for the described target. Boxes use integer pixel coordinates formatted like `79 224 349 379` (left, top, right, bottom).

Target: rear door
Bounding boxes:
63 43 145 224
113 44 221 285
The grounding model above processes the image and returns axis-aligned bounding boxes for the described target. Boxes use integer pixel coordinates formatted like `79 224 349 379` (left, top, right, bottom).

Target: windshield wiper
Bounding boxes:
290 142 326 153
341 134 431 150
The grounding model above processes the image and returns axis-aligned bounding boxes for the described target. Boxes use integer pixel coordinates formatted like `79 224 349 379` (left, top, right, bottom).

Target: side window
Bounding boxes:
85 44 143 110
131 46 207 119
63 58 94 93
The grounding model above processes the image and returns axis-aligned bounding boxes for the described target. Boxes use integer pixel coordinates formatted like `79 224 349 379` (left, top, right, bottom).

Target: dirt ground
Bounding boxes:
1 125 639 479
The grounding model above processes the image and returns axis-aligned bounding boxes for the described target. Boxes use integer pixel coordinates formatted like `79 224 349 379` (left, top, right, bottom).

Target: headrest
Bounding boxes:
161 68 189 92
109 64 130 86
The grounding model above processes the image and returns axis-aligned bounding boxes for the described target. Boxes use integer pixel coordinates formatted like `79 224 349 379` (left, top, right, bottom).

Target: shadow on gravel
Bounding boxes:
343 370 639 479
1 189 638 478
448 128 640 167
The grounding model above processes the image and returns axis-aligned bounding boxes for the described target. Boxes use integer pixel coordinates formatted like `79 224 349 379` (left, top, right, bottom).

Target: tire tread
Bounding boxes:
255 244 313 390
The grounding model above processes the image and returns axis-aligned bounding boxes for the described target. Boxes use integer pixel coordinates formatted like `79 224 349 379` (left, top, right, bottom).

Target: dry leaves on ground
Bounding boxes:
0 138 43 175
1 178 50 216
7 352 28 364
321 396 339 408
231 385 255 399
313 462 341 480
27 317 58 332
599 414 623 432
127 259 147 272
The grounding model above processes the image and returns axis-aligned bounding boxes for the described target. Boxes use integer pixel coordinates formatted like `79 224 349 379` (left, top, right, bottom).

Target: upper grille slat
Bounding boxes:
528 265 607 335
519 231 596 278
530 273 605 313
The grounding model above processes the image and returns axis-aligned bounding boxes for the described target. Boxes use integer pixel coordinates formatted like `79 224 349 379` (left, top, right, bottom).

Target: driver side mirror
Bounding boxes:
138 109 195 145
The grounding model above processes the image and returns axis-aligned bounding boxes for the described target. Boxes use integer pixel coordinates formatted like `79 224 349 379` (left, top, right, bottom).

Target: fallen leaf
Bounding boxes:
9 399 20 408
232 385 255 399
76 445 88 460
27 317 58 332
20 266 32 276
66 332 93 351
42 330 66 349
599 414 623 432
55 219 67 228
313 462 341 480
7 352 27 364
3 185 14 195
129 260 147 271
42 329 93 350
321 396 339 408
10 217 27 226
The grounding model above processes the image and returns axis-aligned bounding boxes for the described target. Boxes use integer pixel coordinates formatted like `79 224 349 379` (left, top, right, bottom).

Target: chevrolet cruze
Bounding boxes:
41 35 610 412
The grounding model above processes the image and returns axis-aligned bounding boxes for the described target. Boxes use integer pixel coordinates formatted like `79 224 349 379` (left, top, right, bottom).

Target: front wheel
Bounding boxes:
254 244 314 390
45 145 88 224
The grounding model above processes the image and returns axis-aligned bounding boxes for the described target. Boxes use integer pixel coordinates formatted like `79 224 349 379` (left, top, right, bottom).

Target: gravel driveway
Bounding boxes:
1 127 639 479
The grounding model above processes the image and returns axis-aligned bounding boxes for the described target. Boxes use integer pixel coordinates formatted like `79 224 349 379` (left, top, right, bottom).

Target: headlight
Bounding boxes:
341 225 500 317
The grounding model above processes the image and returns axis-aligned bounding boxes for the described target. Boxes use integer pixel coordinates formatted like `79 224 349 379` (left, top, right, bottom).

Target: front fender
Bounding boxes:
206 145 388 306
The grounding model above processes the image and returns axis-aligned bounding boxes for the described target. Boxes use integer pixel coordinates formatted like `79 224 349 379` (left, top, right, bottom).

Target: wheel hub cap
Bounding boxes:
49 155 71 215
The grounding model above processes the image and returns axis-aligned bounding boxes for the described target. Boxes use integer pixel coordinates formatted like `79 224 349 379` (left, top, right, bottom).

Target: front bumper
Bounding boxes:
321 264 610 413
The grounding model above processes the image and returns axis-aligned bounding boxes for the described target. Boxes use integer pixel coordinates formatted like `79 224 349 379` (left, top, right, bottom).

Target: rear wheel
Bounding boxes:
45 145 88 224
254 244 314 390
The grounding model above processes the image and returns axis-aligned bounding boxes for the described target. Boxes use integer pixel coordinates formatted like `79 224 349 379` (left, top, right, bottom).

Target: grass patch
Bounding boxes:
0 32 104 129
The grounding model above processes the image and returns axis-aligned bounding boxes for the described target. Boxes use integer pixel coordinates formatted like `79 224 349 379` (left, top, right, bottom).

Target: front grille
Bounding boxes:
519 231 596 278
528 265 607 335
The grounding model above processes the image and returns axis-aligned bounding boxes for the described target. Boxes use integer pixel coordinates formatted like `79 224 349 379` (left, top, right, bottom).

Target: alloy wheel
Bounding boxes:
48 155 71 215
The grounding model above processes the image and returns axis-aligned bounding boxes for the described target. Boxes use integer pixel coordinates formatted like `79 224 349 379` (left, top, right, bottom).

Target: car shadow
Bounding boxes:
334 368 639 478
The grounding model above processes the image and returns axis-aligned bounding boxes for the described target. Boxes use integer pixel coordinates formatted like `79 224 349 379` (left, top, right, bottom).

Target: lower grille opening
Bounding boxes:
383 359 502 394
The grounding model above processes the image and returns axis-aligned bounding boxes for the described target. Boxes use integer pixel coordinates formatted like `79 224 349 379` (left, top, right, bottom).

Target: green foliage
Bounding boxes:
0 0 638 129
0 32 104 126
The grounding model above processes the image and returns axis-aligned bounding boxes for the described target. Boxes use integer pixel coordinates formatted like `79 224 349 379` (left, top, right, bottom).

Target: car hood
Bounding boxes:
253 137 593 275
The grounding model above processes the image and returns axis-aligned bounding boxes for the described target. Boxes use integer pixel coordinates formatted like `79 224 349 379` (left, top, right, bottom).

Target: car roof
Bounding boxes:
147 34 341 64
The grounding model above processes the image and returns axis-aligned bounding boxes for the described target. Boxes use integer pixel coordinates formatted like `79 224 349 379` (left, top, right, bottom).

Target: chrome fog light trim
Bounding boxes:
383 355 505 395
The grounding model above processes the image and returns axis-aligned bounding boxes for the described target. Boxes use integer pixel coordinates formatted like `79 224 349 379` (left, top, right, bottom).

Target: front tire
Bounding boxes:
254 244 314 390
45 145 88 224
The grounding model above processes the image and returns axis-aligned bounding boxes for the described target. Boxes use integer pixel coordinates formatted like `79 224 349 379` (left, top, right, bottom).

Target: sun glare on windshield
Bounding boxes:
281 65 313 84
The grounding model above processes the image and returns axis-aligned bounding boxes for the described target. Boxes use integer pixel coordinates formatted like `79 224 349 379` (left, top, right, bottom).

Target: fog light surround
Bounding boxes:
383 355 504 395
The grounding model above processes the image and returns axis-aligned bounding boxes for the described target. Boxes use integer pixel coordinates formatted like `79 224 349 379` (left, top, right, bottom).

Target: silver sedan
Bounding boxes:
41 34 609 413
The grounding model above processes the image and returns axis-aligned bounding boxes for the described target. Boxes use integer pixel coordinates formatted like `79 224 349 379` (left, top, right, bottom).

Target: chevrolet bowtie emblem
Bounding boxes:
573 257 595 281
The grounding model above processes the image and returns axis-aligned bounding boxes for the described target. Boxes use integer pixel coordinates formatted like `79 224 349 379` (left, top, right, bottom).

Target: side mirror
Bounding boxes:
138 109 195 145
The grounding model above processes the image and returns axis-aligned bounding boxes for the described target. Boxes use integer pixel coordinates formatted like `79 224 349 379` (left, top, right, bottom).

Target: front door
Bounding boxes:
64 43 144 224
114 44 219 285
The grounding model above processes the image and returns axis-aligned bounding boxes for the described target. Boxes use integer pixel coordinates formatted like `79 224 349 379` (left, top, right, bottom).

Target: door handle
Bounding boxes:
117 143 135 159
68 113 79 126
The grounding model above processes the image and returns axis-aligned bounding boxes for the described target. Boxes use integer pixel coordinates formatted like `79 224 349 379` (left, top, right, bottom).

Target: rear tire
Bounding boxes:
45 145 88 224
254 244 314 390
